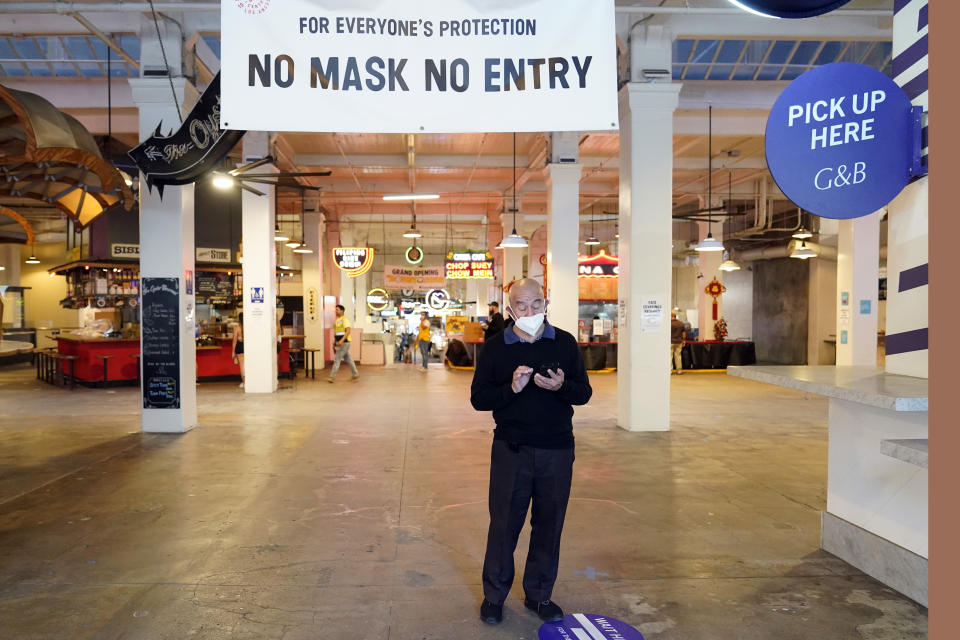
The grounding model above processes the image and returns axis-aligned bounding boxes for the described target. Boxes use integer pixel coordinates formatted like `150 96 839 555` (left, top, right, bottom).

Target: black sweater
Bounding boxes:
470 324 592 448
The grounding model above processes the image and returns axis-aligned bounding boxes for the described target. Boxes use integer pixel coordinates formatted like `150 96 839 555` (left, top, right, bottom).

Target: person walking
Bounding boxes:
232 312 244 389
670 312 686 375
416 311 432 372
328 304 359 383
470 278 593 625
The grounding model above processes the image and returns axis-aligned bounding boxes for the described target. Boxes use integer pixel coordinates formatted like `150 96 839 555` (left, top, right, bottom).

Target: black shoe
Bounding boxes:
480 599 503 624
524 598 564 622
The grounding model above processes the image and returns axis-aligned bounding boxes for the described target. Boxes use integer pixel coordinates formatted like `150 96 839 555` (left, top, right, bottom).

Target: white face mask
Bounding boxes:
513 312 545 335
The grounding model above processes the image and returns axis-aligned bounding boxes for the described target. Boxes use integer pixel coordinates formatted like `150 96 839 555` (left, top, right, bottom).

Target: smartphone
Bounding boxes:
538 362 561 377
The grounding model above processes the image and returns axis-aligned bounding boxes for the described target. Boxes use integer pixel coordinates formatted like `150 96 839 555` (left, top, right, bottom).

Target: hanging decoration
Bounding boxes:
704 277 727 321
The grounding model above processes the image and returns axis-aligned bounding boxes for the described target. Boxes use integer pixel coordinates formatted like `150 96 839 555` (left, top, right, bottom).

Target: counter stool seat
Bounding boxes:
129 353 141 385
302 347 320 380
287 348 303 378
52 353 79 389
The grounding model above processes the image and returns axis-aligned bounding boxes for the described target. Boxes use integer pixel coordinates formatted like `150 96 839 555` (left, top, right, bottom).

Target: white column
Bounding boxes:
545 163 583 335
836 211 880 366
500 215 525 308
241 132 278 393
130 77 198 434
617 82 682 432
466 278 478 319
697 221 724 341
301 211 324 351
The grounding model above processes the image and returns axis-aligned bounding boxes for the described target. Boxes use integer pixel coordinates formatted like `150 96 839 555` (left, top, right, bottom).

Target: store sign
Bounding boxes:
220 0 618 134
726 0 851 19
765 63 921 220
384 264 445 291
128 73 245 194
578 250 619 277
306 287 319 322
196 247 232 263
405 246 424 265
426 289 450 311
332 247 375 277
445 251 494 279
367 287 390 311
111 243 140 258
539 613 644 640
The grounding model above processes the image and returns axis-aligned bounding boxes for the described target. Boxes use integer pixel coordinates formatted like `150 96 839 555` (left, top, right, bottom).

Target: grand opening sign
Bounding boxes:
765 63 921 220
220 0 617 133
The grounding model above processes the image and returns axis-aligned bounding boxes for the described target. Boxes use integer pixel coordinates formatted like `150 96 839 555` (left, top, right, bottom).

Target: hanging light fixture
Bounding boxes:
274 218 289 242
500 132 528 249
211 172 235 189
792 227 813 239
402 214 423 238
584 204 601 246
790 239 817 259
24 244 40 264
290 191 313 253
696 105 726 253
718 250 741 271
293 242 313 254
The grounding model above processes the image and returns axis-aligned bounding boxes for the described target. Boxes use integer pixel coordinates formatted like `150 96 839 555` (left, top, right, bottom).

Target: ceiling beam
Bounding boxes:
70 12 139 71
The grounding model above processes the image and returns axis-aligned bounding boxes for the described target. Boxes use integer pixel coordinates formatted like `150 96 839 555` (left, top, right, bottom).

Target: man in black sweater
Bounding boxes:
480 301 506 341
471 278 592 625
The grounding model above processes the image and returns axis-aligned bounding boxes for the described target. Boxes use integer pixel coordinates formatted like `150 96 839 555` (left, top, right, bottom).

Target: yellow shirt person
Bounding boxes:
328 304 359 383
416 311 432 372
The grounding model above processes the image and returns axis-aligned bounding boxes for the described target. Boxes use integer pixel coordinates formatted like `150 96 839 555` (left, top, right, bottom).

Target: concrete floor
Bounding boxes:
0 362 927 639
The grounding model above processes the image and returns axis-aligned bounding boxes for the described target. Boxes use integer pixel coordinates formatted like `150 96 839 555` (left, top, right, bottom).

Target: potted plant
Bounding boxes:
714 318 728 342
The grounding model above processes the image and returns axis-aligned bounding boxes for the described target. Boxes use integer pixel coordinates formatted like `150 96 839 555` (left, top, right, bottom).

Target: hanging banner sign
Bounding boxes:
332 247 375 277
220 0 618 133
765 62 921 220
445 251 494 279
726 0 851 19
128 73 245 195
384 265 445 291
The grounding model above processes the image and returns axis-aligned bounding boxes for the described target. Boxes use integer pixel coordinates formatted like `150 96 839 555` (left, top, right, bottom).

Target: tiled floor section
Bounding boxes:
0 362 927 639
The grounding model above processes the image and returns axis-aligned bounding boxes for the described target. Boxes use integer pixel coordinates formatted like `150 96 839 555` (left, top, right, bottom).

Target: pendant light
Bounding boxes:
790 239 817 259
718 250 741 271
291 190 313 253
274 218 289 242
499 132 528 249
25 244 40 264
696 105 725 253
402 213 423 238
792 227 813 239
584 204 600 246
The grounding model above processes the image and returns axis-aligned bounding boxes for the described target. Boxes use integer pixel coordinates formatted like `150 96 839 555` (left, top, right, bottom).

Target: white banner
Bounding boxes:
384 264 445 291
221 0 618 133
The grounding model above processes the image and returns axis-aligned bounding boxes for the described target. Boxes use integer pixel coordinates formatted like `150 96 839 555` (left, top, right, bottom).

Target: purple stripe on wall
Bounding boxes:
894 0 912 14
898 263 928 292
886 328 928 355
918 4 928 29
892 34 927 77
901 70 928 100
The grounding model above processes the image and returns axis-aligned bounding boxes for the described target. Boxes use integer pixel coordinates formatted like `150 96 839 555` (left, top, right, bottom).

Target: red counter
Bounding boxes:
55 336 291 383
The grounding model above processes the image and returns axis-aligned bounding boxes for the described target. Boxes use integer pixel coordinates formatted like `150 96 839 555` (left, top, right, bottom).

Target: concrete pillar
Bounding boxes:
697 221 724 341
466 278 478 319
129 77 198 433
239 132 278 393
301 211 324 351
0 245 20 286
617 81 682 432
500 215 525 307
545 163 583 335
836 211 880 366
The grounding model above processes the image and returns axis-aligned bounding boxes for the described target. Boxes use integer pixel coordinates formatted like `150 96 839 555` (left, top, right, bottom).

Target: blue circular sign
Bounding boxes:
539 613 645 640
765 62 915 220
729 0 851 19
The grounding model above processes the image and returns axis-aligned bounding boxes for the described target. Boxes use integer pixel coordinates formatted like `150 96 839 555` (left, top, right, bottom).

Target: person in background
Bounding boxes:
328 304 359 383
480 301 506 342
232 312 244 389
416 311 432 372
470 278 592 626
670 311 686 375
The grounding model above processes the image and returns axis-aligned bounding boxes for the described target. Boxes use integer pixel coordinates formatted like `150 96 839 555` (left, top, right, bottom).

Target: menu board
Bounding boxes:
141 278 180 409
196 272 234 304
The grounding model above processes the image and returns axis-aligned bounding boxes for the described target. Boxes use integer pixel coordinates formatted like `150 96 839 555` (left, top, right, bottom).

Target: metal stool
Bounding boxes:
302 348 319 379
53 353 78 389
287 348 302 378
129 353 141 385
95 354 114 387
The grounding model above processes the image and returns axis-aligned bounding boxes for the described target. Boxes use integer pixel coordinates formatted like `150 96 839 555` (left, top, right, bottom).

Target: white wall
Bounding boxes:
808 257 838 365
722 267 753 341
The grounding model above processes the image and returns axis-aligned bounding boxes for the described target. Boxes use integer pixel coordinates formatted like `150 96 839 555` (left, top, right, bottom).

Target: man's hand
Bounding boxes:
512 365 534 393
534 367 564 391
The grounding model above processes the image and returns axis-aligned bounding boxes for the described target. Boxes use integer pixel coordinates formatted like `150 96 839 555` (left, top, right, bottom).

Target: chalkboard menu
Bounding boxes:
141 278 180 409
196 272 235 304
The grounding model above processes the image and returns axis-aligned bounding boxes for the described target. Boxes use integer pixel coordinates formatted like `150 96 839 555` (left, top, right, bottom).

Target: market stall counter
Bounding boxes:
54 335 293 385
683 340 757 370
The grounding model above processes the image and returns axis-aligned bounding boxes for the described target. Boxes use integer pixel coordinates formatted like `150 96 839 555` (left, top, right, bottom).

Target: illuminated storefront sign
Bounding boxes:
426 289 451 311
578 250 619 277
445 251 495 279
332 247 375 277
405 246 424 265
384 265 445 291
367 288 390 311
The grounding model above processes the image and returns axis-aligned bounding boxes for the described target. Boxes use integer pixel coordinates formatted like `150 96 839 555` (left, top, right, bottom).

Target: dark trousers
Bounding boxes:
482 439 574 604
